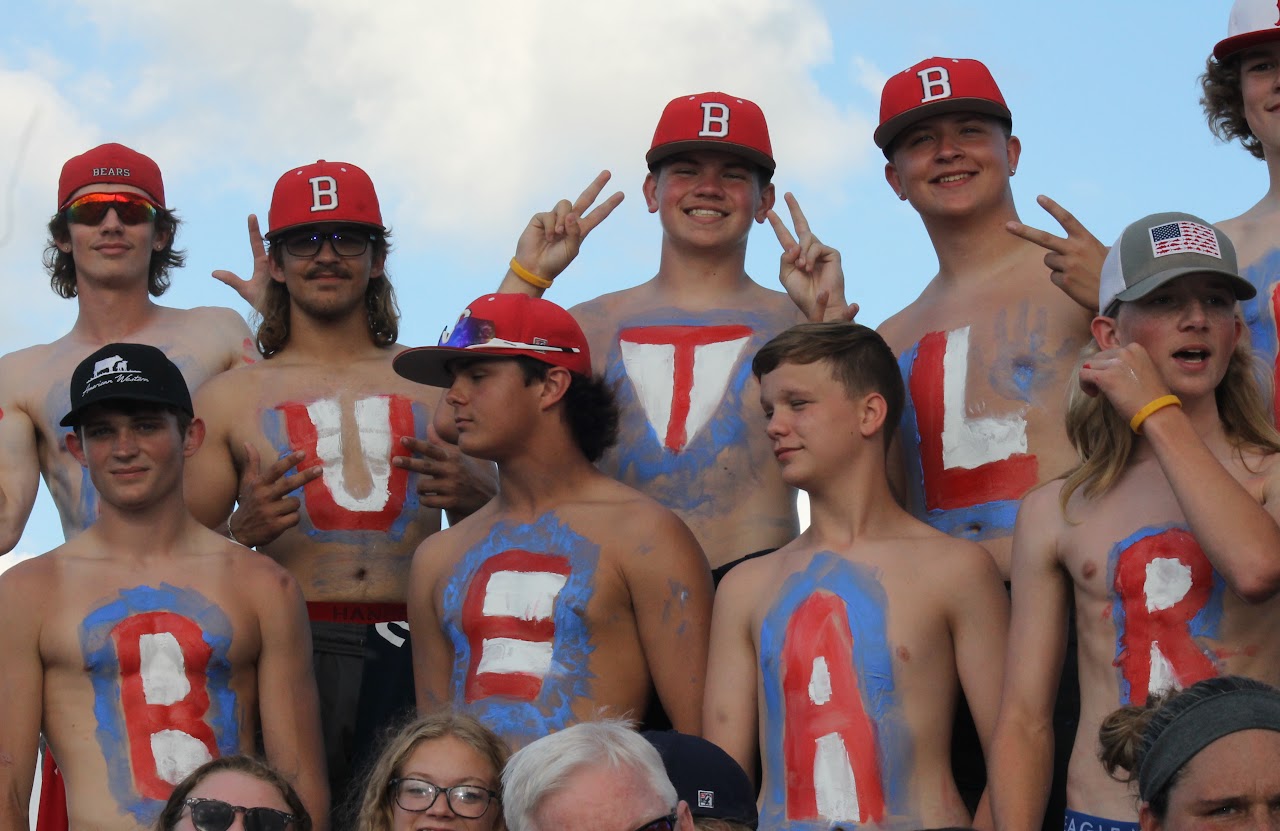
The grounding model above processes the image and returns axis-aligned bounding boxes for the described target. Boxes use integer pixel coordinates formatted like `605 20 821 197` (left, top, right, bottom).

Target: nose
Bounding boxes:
1179 297 1211 329
691 170 725 197
765 409 789 440
934 131 963 161
424 789 457 818
111 428 140 457
445 380 467 408
99 206 126 232
313 236 341 262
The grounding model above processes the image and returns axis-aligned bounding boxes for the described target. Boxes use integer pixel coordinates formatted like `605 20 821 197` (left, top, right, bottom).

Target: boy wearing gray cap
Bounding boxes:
991 213 1280 830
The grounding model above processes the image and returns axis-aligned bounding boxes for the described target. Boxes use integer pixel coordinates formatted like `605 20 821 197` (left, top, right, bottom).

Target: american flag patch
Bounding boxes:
1149 221 1222 259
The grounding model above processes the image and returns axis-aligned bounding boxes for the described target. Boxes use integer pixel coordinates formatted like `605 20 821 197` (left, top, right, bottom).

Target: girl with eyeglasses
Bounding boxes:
353 712 510 831
154 755 311 831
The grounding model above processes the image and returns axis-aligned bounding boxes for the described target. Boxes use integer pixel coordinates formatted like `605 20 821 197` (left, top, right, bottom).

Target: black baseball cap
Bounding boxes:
61 343 193 427
643 731 758 829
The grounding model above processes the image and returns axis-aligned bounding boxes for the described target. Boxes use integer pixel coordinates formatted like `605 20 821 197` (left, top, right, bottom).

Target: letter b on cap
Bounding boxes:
310 176 338 213
699 102 730 138
917 67 952 103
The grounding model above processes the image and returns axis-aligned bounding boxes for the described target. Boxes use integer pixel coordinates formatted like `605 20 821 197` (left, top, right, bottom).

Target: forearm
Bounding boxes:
989 717 1054 831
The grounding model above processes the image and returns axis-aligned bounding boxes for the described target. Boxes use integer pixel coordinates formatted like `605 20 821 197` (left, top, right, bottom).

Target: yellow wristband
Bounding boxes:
1129 394 1182 434
510 257 553 290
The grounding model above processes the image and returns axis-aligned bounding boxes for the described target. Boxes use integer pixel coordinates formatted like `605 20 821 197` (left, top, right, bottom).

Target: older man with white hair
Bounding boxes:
502 720 695 831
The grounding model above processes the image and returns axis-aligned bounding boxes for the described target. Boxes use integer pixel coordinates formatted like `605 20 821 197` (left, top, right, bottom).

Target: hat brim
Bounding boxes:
1214 28 1280 61
264 219 387 240
645 140 776 173
393 346 484 388
875 99 1012 152
1111 266 1257 308
59 392 194 427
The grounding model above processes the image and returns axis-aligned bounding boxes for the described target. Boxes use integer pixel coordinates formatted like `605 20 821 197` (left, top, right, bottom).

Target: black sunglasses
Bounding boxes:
184 797 295 831
631 812 678 831
279 228 375 258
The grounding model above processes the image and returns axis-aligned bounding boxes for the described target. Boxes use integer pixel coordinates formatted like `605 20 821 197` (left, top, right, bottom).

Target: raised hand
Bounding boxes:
227 444 322 547
509 171 625 290
768 192 857 323
396 424 496 517
1006 195 1108 313
1078 343 1171 423
212 214 273 313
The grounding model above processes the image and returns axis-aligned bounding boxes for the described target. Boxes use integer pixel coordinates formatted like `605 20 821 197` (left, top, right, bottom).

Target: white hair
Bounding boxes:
502 719 677 831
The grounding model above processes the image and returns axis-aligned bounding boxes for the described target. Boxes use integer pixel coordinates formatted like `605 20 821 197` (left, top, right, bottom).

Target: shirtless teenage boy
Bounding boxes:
704 323 1008 829
0 343 325 830
395 293 713 749
990 213 1280 831
0 143 255 554
184 160 491 806
498 92 807 578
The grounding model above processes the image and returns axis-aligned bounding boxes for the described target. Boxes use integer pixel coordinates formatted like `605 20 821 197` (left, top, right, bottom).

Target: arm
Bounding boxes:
702 566 762 787
0 564 45 831
767 192 858 323
408 535 456 712
496 171 624 296
183 386 242 530
947 545 1011 831
0 363 40 554
989 489 1070 831
1082 342 1280 601
1005 195 1107 314
627 511 713 735
253 562 330 831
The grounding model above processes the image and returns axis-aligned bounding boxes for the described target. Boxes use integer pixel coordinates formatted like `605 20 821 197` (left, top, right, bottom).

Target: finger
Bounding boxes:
1036 194 1086 236
248 214 266 257
1005 220 1067 253
579 191 624 235
812 290 830 324
842 302 860 323
263 449 307 484
240 443 263 488
784 192 812 239
766 210 797 250
277 468 321 497
572 170 612 214
549 200 574 238
211 269 245 288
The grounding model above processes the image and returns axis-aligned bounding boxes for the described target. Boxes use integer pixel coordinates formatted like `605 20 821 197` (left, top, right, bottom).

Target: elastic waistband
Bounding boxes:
306 601 407 624
1064 808 1139 831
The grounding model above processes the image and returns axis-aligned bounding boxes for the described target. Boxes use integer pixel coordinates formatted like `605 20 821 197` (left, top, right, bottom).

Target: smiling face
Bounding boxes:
268 221 385 321
57 182 169 288
391 736 503 831
1142 729 1280 831
643 149 774 252
883 111 1018 218
66 404 202 512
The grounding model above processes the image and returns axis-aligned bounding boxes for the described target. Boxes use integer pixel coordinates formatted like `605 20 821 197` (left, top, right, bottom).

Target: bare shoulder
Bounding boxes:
0 341 56 396
0 549 59 614
221 539 302 595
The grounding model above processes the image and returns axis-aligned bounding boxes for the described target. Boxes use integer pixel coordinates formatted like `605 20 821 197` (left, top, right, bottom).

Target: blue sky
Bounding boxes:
0 0 1264 562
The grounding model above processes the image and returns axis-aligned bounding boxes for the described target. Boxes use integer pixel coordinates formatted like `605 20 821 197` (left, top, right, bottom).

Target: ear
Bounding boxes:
1138 803 1161 831
1005 134 1022 174
152 225 172 252
857 391 889 438
369 246 387 280
643 171 660 214
66 431 87 467
674 800 696 831
538 366 573 410
755 181 776 223
884 161 904 200
1091 314 1122 350
267 251 287 284
182 418 206 457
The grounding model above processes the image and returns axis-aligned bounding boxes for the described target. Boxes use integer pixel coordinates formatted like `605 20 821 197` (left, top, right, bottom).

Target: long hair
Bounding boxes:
44 207 185 298
1060 334 1280 515
256 233 398 358
352 711 510 831
515 357 619 463
1201 54 1266 161
153 755 311 831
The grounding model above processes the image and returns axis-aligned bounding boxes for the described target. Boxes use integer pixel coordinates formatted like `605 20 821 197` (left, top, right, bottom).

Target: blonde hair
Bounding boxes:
352 711 510 831
1060 333 1280 515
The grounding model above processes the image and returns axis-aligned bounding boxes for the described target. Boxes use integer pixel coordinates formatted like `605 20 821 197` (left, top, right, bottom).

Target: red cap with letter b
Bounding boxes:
874 57 1011 154
1213 0 1280 60
646 92 775 174
266 160 385 238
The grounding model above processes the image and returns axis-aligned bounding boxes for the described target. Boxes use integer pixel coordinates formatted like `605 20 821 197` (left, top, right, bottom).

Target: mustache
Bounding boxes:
304 264 353 279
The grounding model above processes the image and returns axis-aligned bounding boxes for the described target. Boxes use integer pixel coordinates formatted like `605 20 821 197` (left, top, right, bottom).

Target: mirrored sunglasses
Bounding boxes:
279 228 374 258
390 778 497 818
64 192 159 226
185 797 295 831
439 314 581 356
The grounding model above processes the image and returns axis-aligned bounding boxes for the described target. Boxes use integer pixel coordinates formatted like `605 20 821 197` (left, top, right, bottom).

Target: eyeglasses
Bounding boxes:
183 798 295 831
278 228 375 258
631 812 678 831
389 778 498 818
439 314 582 356
64 192 158 226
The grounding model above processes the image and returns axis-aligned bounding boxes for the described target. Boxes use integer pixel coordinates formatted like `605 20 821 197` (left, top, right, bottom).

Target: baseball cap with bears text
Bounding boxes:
58 143 165 210
266 160 385 238
1214 0 1280 60
646 92 775 174
875 57 1011 155
393 293 592 388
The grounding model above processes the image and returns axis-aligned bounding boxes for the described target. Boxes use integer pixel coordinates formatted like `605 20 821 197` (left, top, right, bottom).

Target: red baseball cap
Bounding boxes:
1214 0 1280 60
58 143 165 209
874 57 1011 154
266 160 385 238
393 294 592 387
646 92 775 174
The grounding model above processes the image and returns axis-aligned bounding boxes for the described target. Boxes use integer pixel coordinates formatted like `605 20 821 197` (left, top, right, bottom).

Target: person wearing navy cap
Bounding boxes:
394 293 712 750
184 160 495 815
0 343 327 831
